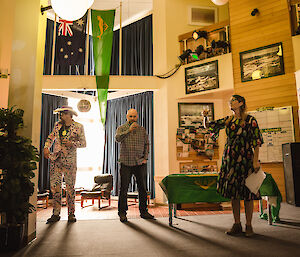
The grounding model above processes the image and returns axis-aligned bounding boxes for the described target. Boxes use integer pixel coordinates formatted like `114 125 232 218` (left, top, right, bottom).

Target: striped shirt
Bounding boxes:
115 122 149 166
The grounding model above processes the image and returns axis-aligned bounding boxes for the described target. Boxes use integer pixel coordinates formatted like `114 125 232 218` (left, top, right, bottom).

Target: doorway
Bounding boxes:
37 90 155 222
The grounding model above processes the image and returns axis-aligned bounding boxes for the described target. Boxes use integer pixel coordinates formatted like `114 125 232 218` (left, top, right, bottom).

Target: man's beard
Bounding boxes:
60 117 66 124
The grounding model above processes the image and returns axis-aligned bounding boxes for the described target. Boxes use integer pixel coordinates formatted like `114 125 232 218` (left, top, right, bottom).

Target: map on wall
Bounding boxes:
248 106 295 163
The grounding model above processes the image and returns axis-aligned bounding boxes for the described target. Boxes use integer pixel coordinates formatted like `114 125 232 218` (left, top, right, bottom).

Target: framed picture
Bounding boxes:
239 42 285 82
185 61 219 94
178 103 214 128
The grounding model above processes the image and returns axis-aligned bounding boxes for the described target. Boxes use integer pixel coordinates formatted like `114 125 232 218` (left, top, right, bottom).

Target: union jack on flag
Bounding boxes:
58 19 73 37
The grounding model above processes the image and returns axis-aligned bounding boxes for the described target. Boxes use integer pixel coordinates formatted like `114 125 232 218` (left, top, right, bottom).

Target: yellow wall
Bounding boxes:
42 75 162 90
0 0 15 108
292 35 300 71
6 0 47 242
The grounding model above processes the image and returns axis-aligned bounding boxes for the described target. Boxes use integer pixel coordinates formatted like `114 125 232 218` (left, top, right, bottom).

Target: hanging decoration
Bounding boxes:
77 99 91 112
91 9 115 124
211 0 229 6
51 0 94 21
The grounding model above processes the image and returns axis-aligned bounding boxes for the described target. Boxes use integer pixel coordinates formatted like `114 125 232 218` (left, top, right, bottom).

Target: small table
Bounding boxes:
160 173 282 226
160 174 229 226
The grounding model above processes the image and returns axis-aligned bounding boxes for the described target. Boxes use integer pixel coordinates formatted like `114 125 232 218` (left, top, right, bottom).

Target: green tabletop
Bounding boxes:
159 173 229 204
160 173 282 223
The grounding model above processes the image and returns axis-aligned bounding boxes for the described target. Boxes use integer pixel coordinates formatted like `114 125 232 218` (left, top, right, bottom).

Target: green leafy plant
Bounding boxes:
0 107 39 224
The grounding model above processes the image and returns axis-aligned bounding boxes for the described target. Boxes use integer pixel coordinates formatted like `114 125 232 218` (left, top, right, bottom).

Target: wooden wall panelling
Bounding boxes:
229 0 299 201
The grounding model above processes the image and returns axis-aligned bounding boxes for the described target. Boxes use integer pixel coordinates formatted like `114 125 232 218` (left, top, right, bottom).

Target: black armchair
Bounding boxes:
80 174 113 209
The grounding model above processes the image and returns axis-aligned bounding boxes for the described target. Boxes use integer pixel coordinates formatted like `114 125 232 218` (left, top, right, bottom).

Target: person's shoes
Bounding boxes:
119 213 128 222
245 225 254 237
68 214 77 222
46 214 60 224
225 223 243 236
140 212 155 219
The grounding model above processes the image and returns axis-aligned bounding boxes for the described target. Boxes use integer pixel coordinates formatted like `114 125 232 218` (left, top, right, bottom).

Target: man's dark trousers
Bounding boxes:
118 163 148 215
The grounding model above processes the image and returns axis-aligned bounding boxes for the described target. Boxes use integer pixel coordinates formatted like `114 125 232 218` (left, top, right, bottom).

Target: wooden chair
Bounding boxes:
80 190 111 209
127 191 151 205
80 174 113 209
37 191 49 209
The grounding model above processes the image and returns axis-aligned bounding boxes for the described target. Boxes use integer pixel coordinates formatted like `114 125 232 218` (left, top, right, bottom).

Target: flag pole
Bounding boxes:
85 9 91 75
51 14 57 75
119 1 122 76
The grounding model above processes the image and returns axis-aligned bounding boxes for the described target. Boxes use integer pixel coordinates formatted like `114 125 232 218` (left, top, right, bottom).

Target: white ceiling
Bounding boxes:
92 0 152 29
43 89 149 100
47 0 153 30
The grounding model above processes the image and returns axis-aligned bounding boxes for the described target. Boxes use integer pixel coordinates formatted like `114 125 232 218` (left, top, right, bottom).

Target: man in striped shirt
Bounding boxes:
115 109 154 222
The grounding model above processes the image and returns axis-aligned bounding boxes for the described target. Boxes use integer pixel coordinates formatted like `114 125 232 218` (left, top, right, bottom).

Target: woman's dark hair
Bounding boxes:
226 94 247 126
232 94 246 113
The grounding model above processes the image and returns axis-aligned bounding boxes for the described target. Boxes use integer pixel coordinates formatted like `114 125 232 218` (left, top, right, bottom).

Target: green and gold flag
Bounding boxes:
91 9 115 124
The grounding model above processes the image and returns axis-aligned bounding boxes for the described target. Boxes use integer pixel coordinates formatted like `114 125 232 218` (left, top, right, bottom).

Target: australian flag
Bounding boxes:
55 12 88 66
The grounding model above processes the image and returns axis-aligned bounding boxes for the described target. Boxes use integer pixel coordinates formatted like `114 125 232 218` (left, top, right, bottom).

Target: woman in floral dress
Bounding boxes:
207 95 263 237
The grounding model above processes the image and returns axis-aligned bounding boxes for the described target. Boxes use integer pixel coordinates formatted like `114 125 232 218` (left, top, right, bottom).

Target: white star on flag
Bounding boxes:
77 19 84 26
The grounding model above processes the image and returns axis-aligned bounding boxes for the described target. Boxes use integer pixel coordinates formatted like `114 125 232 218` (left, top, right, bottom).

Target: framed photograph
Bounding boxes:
240 42 285 82
185 61 219 94
178 103 214 128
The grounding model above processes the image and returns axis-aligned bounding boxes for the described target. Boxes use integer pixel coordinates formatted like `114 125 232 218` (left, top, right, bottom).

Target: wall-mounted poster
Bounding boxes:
248 106 294 162
185 60 219 94
240 42 285 82
178 103 214 128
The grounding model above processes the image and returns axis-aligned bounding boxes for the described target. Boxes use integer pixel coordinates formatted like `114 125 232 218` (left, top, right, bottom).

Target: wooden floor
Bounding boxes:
36 197 259 222
10 203 300 257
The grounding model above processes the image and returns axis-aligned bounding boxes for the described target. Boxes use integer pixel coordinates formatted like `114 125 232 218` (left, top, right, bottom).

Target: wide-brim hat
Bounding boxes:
53 106 78 116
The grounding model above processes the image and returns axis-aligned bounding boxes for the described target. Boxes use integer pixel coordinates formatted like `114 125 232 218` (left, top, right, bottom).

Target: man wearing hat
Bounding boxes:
44 106 86 223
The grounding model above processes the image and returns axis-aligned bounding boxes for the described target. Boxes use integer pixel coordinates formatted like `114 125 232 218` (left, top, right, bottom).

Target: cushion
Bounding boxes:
80 191 102 198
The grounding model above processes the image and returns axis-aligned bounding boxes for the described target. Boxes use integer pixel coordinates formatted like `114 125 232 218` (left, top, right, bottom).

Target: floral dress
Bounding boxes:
208 115 263 200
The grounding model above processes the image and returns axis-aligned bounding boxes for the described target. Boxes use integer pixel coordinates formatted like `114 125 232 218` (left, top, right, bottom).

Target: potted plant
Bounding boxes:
0 107 39 251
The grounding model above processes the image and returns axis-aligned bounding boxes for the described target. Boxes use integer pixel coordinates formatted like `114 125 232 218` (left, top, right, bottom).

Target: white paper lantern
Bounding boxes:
51 0 90 21
87 0 95 9
211 0 229 6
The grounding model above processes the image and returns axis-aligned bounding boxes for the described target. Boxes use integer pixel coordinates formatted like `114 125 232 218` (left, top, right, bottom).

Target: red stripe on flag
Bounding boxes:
58 19 73 36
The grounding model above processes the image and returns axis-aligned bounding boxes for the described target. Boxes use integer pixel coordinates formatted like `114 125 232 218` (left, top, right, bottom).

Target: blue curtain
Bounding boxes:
43 15 153 76
38 94 68 192
102 91 154 197
110 15 153 75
